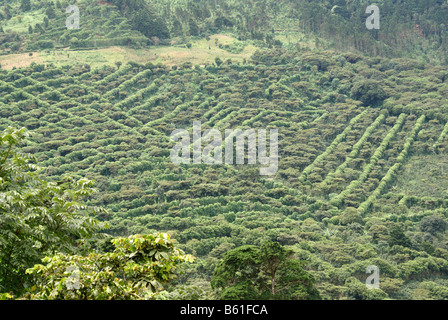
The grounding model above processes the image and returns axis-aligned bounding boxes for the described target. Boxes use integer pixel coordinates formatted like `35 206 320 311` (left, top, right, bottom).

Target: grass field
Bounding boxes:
150 35 258 66
0 34 258 70
0 52 44 69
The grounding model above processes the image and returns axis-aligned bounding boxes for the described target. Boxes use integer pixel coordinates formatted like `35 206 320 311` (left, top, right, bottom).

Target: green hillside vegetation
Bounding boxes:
0 0 151 53
1 0 448 301
2 47 448 299
2 0 448 63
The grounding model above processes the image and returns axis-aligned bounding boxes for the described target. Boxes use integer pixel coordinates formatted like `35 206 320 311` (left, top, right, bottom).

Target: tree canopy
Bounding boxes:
25 233 195 300
211 241 321 300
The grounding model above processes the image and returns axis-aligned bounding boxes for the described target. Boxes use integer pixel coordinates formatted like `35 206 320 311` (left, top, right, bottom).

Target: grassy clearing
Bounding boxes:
38 47 120 69
149 34 257 66
0 34 258 70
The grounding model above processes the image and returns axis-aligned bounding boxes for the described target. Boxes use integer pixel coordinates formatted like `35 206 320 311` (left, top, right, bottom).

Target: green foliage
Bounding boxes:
20 0 31 12
299 110 368 183
0 127 108 295
388 224 411 248
211 241 320 300
25 233 195 299
1 0 149 51
340 207 363 225
130 8 169 39
419 215 447 236
1 23 448 299
214 57 223 67
45 5 55 19
345 277 388 300
188 18 199 37
156 282 213 300
351 80 388 107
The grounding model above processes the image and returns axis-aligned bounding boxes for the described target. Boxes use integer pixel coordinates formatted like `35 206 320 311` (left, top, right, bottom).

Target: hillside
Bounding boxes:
1 0 448 301
2 0 448 64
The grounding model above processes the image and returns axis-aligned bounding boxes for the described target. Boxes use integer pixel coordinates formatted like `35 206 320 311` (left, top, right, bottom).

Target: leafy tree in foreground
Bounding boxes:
0 127 108 295
211 241 321 300
24 233 195 300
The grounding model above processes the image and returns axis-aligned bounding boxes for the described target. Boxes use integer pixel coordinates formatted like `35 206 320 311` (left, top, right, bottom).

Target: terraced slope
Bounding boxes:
2 49 448 299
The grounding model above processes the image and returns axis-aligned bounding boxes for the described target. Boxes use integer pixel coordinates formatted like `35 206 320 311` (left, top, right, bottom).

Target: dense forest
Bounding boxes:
2 0 448 301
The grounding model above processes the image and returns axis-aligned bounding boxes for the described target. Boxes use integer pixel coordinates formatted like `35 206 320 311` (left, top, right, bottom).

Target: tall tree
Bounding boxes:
171 18 183 37
131 10 169 39
211 241 321 300
0 127 108 295
188 18 199 36
45 5 56 19
110 0 169 39
20 0 31 12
